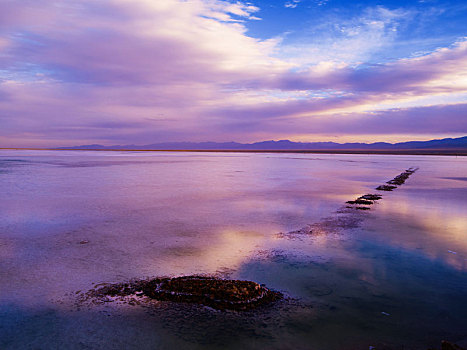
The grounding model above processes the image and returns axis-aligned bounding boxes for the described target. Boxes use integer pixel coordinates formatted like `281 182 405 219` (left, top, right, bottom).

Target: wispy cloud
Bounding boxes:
285 1 301 9
276 6 415 66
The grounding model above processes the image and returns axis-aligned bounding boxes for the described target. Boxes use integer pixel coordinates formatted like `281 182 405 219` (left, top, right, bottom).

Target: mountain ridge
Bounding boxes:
58 136 467 151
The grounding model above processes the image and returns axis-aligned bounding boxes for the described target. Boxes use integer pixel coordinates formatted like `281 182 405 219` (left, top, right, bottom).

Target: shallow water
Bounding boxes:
0 150 466 349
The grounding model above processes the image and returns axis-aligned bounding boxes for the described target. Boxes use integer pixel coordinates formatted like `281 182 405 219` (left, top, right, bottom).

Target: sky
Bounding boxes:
0 0 466 147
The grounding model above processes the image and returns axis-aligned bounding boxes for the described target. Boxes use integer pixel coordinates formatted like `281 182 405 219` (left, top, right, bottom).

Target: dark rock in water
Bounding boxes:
387 172 410 185
387 178 405 185
376 185 397 191
343 168 417 212
354 199 373 205
360 194 382 201
386 168 418 185
355 206 370 210
341 167 419 218
143 276 281 311
82 276 282 311
347 199 373 205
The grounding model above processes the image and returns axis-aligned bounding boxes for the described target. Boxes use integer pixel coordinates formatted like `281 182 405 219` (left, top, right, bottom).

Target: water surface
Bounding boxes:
1 151 466 349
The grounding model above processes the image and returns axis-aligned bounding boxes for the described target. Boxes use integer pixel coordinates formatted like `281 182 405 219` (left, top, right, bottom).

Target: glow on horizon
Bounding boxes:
0 0 466 147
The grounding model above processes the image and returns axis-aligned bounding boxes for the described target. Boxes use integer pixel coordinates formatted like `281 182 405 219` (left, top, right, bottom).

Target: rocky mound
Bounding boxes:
82 276 282 311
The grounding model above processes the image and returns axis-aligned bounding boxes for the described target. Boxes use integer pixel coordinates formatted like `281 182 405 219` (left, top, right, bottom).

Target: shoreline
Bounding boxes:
1 148 467 156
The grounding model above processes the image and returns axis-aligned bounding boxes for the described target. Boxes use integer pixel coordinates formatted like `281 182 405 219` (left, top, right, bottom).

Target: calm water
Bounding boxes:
0 150 466 349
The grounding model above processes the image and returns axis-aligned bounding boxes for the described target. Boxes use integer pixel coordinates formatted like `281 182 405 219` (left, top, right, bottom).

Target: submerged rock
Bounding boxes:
82 276 282 311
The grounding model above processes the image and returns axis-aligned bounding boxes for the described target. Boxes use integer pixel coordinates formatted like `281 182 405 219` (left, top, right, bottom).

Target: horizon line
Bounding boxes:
1 148 466 156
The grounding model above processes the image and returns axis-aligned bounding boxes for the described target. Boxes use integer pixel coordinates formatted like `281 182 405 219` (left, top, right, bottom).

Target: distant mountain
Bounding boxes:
58 136 467 151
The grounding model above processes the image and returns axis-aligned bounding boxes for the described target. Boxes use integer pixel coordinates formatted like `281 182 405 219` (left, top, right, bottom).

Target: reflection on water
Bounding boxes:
0 150 466 349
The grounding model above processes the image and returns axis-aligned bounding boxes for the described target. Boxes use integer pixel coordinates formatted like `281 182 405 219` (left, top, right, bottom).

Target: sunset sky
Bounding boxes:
1 0 466 147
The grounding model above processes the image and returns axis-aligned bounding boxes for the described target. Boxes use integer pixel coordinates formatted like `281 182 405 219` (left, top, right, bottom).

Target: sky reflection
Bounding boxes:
1 151 466 348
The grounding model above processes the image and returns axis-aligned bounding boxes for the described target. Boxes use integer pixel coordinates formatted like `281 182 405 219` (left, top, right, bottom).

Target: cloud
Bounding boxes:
0 1 466 146
0 0 277 83
239 103 467 136
285 1 301 9
276 6 414 66
271 38 467 94
284 0 328 8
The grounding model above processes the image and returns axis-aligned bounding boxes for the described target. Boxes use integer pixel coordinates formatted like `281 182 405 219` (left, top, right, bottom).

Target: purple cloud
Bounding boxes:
0 0 466 147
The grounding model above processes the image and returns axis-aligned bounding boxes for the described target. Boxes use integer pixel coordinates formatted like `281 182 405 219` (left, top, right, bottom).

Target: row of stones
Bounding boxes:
346 167 418 210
